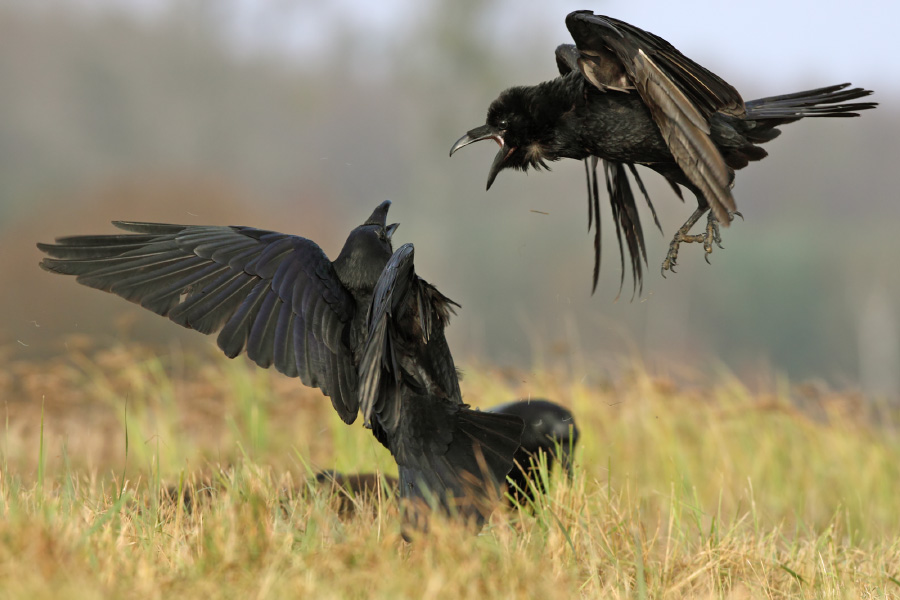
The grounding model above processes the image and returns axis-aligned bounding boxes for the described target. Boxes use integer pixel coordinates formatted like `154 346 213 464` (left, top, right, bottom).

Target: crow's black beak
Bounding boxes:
449 124 501 156
364 200 391 227
450 124 511 190
385 223 399 240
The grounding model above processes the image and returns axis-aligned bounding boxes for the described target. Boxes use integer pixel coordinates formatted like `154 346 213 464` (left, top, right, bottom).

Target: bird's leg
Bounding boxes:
660 206 707 276
661 209 743 275
700 210 742 264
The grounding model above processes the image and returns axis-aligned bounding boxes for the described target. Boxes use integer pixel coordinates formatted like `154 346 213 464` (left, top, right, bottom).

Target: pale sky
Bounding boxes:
68 0 894 94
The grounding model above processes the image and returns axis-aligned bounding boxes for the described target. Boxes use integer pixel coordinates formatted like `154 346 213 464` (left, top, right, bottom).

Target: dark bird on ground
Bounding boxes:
37 201 523 526
488 399 579 503
315 398 579 511
450 11 877 294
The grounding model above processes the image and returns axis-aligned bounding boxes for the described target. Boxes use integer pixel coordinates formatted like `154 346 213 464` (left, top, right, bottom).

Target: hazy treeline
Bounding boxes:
2 1 898 397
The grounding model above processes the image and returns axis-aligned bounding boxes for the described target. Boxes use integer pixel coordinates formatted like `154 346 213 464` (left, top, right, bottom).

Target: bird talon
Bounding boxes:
661 251 677 275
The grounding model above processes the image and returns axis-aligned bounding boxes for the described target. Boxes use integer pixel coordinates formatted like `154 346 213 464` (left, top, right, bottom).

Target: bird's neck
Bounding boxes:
532 73 584 122
529 74 591 161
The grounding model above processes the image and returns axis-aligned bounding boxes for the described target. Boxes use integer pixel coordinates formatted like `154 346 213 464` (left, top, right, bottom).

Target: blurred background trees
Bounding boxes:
3 0 897 399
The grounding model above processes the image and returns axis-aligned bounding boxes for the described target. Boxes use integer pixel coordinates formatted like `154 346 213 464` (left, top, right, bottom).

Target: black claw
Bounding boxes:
704 254 711 265
733 211 744 221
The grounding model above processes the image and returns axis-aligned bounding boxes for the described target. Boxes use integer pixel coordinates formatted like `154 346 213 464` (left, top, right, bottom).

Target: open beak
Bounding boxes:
450 124 512 190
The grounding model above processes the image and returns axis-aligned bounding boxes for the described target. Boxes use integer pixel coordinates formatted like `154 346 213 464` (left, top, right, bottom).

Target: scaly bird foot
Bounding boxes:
703 212 720 263
661 231 704 276
702 211 743 264
661 209 742 275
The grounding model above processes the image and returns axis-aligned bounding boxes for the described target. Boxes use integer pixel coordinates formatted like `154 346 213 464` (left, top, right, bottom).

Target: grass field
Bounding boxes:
2 341 900 599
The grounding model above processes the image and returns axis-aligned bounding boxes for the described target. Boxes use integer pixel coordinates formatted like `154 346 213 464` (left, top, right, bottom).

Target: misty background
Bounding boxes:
2 0 897 398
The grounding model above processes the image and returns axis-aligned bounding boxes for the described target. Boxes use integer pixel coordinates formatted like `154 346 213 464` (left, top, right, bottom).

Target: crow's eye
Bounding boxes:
498 119 509 131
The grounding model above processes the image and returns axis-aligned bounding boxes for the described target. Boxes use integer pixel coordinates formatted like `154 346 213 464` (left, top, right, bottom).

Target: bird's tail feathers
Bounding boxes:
397 406 524 528
745 83 876 123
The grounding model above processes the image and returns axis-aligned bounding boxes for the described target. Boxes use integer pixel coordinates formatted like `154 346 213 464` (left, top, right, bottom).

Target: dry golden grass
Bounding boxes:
2 341 900 599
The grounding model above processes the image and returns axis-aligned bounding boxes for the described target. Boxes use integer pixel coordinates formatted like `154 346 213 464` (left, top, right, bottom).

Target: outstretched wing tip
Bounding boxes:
38 221 361 422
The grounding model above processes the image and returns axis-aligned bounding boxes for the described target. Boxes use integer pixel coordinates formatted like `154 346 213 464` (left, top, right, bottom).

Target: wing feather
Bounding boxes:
38 222 360 423
358 244 417 429
566 11 741 222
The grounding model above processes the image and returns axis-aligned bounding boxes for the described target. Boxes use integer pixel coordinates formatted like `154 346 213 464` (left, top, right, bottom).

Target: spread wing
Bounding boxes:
358 243 460 430
565 11 744 224
38 221 360 423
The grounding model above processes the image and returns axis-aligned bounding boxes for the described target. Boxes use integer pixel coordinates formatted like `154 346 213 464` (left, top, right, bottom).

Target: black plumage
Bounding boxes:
450 11 876 295
360 244 524 522
311 398 580 511
487 399 579 503
37 202 523 525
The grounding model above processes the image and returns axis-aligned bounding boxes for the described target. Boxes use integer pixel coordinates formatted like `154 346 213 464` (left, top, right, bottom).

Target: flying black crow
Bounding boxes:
488 399 579 503
451 11 876 294
37 202 523 525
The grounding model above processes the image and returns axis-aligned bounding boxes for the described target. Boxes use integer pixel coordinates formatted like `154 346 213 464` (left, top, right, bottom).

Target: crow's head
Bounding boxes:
334 200 399 292
450 86 555 189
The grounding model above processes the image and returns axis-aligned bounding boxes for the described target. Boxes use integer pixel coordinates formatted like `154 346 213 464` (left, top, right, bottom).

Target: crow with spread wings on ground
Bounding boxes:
38 201 523 525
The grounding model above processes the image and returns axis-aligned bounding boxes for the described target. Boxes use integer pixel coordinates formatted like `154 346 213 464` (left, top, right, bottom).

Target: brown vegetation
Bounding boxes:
2 343 900 598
